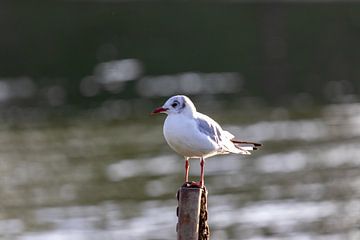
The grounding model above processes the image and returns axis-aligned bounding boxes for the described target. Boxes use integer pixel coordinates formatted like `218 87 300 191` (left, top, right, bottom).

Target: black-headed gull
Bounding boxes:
151 95 261 187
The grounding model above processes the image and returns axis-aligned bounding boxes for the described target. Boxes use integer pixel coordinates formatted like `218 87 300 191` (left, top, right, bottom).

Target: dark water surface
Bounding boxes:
1 104 360 240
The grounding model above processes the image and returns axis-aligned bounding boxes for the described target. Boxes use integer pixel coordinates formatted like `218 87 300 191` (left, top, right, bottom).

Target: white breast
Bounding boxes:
163 114 219 158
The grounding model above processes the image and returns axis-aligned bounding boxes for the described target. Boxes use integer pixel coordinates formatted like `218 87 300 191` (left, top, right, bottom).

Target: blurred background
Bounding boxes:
1 1 360 239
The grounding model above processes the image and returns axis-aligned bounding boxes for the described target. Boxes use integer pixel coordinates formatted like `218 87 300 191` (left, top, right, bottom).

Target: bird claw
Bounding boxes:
182 181 200 188
182 181 206 191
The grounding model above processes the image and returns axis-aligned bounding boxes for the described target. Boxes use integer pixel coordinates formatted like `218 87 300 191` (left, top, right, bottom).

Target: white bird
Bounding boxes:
151 95 261 188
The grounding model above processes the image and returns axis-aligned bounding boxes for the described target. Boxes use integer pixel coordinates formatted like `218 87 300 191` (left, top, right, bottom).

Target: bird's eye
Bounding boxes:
171 102 178 108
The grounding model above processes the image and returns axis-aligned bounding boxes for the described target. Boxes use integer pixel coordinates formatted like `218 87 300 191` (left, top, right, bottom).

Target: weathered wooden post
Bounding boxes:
176 184 210 240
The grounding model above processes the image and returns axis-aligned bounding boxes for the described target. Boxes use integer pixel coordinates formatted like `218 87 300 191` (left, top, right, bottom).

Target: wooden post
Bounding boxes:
176 185 210 240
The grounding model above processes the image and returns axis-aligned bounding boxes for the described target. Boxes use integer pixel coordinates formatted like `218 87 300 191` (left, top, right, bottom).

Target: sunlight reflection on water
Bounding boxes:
1 103 360 240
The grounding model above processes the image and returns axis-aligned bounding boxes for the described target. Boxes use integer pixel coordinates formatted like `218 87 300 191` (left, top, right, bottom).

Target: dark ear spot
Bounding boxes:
181 102 185 109
179 96 186 109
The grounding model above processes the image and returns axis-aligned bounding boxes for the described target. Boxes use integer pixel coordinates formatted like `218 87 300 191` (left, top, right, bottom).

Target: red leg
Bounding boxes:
200 157 205 187
184 157 206 189
184 157 190 182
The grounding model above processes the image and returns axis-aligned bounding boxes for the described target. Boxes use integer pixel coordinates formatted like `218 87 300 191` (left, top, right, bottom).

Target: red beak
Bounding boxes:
151 107 168 115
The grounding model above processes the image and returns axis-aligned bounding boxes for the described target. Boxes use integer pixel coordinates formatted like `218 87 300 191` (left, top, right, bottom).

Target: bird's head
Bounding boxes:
151 95 196 116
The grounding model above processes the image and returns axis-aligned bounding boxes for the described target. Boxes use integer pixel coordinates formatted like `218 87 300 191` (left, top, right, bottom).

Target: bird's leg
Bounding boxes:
185 157 206 189
199 157 205 188
184 157 190 183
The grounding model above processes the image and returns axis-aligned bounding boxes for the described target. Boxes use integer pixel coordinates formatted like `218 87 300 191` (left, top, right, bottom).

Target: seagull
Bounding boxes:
151 95 261 188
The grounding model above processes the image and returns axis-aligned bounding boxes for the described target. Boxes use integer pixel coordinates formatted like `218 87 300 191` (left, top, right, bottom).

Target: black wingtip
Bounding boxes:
231 139 263 147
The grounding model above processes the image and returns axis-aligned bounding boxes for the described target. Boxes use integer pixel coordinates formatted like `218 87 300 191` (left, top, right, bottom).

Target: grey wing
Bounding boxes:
196 113 259 155
196 116 223 144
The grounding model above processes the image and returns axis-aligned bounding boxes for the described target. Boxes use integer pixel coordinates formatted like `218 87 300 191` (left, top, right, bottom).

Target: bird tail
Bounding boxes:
231 139 262 154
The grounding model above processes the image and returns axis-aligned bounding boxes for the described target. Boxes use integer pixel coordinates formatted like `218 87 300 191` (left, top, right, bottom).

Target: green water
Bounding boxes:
1 104 360 239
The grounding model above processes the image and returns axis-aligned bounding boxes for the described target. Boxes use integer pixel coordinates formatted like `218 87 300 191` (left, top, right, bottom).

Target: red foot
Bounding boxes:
182 181 206 190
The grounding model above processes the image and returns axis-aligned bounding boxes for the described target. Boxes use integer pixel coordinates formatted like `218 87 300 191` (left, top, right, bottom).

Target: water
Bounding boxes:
1 103 360 240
